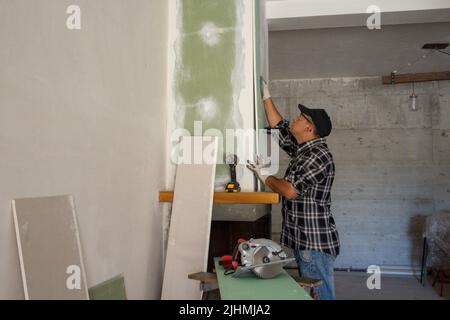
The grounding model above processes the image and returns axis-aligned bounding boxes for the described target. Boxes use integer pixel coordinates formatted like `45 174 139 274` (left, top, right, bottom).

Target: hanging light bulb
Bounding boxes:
409 82 418 112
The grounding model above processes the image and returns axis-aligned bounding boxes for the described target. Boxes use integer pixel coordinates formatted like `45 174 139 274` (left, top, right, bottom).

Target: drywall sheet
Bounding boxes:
167 0 256 191
89 275 127 300
161 136 218 300
12 195 88 300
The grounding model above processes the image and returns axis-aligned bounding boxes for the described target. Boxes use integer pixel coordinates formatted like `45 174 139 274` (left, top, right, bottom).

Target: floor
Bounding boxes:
287 269 449 300
204 268 449 300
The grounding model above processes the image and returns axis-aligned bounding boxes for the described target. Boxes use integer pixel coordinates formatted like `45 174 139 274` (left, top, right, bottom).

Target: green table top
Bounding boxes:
214 258 312 300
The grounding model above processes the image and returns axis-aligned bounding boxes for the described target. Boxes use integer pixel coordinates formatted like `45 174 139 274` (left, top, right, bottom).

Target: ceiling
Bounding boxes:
266 0 450 31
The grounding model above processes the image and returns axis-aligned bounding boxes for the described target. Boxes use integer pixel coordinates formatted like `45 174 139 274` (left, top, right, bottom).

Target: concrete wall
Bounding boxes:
0 0 168 299
268 22 450 80
269 77 450 269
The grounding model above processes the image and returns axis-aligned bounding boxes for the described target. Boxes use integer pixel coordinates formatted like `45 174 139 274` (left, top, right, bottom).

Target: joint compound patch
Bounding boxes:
200 22 221 46
198 97 218 120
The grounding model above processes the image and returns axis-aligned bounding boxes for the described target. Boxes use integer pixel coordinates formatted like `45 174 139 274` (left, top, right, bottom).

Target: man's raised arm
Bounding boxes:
261 77 283 128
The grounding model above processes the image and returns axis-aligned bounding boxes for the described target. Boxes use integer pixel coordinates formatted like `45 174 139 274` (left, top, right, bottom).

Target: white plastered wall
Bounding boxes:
0 0 169 299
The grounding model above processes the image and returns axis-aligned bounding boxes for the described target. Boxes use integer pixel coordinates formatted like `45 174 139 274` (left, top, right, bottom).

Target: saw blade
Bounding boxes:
231 257 296 278
252 247 283 279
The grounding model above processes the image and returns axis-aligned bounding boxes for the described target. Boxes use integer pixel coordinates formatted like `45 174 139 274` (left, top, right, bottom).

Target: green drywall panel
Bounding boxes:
88 275 127 300
175 0 247 187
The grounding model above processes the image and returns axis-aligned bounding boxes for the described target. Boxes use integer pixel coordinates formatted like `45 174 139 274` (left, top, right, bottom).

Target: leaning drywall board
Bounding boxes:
12 195 89 300
161 136 218 300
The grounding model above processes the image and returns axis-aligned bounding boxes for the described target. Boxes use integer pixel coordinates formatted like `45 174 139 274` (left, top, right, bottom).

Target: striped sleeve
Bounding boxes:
271 119 297 157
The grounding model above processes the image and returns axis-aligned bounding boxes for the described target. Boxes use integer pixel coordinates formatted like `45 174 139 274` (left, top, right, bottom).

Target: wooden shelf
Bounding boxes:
159 192 279 204
383 70 450 84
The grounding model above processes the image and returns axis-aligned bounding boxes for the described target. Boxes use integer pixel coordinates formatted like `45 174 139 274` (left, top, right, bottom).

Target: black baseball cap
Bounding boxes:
298 104 332 137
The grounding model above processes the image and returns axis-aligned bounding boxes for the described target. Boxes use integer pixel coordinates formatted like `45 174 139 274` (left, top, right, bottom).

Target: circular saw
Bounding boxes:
227 238 295 279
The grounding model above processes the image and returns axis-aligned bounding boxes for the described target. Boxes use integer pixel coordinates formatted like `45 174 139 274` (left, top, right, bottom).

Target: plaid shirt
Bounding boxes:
272 119 340 257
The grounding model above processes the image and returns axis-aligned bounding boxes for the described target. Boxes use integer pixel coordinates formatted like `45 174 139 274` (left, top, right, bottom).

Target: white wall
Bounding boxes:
0 0 168 299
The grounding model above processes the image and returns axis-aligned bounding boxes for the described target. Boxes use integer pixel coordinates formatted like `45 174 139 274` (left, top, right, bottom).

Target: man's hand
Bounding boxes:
247 155 271 184
261 77 271 101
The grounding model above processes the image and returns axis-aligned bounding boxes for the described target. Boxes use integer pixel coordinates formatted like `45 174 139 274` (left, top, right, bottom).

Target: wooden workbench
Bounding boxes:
159 192 279 204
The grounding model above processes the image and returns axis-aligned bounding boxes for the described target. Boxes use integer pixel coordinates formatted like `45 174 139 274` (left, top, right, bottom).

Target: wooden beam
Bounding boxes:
159 191 280 204
188 272 218 285
383 70 450 85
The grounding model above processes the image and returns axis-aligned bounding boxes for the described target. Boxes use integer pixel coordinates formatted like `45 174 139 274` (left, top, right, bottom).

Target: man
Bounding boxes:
247 79 340 300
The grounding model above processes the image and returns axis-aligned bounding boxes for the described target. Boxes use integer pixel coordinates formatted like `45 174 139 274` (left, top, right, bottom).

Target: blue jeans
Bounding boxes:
294 250 336 300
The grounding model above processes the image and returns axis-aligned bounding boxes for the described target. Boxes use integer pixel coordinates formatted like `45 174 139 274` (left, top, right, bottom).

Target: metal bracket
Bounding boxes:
390 71 396 84
201 282 219 292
